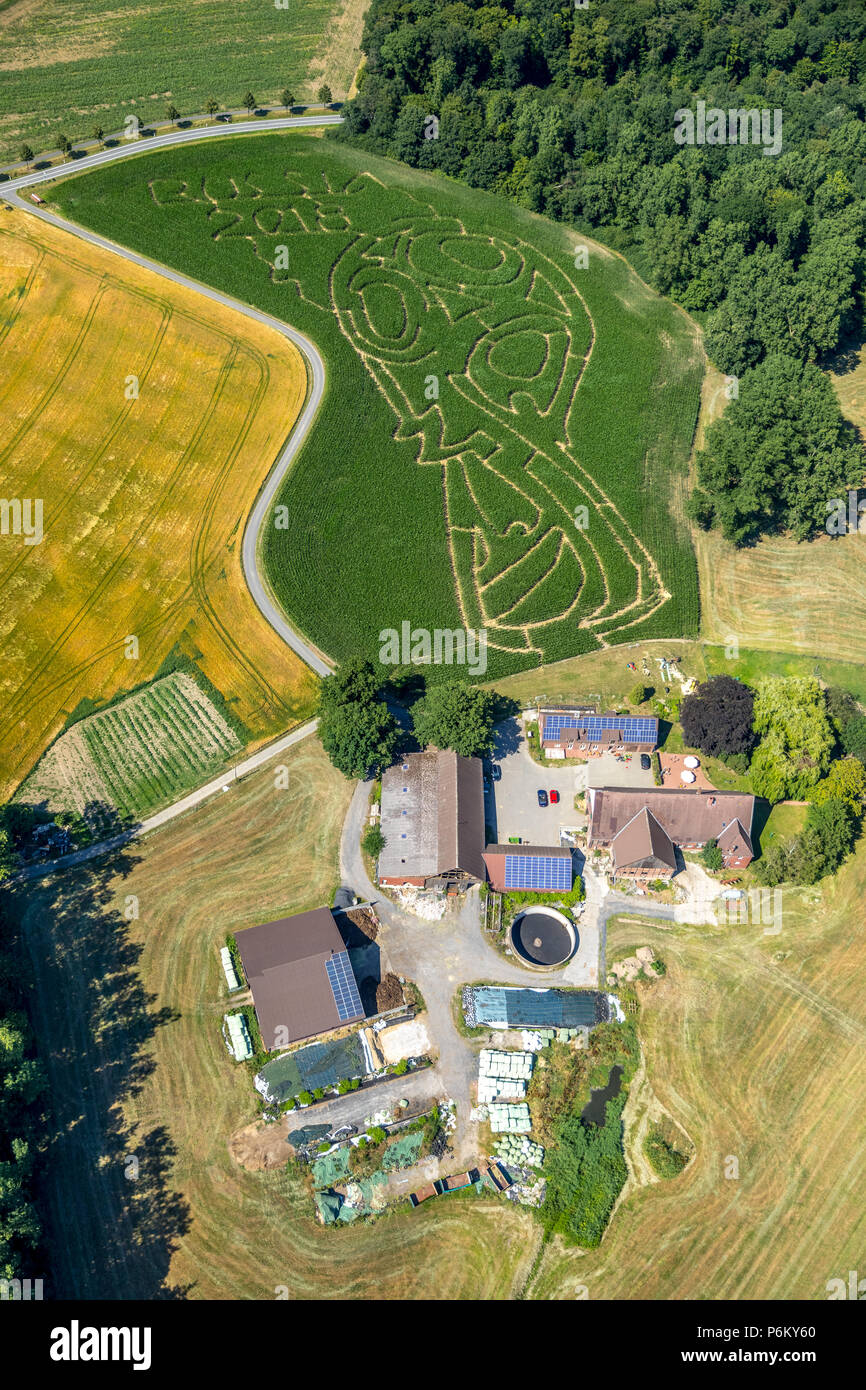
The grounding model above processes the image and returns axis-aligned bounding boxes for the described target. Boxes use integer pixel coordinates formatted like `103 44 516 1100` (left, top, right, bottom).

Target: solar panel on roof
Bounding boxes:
325 952 363 1023
542 714 656 740
504 854 572 891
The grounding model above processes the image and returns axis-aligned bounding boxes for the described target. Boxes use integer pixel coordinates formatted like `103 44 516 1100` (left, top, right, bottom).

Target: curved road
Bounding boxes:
1 114 344 678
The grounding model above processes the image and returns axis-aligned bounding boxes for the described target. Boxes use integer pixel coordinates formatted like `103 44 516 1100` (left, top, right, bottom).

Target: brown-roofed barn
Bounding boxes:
236 907 364 1052
588 786 755 880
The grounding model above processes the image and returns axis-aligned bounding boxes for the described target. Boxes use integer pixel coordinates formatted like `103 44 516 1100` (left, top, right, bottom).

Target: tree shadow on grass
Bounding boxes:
4 807 192 1299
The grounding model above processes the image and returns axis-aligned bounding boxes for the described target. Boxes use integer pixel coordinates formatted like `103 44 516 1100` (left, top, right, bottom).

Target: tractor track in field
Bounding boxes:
1 116 342 868
1 114 342 684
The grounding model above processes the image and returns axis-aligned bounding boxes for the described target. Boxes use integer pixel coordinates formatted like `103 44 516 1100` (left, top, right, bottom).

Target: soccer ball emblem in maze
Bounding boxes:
331 218 665 658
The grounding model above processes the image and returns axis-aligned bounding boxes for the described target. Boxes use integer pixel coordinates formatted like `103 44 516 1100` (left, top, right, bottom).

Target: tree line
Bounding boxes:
339 0 866 544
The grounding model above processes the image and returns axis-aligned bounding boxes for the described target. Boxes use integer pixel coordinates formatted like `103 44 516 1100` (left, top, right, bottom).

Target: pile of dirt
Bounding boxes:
344 906 379 941
375 973 404 1012
228 1119 289 1172
610 946 656 983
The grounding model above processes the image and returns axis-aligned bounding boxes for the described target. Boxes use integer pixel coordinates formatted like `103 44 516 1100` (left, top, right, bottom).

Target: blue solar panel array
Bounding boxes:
542 714 657 741
504 854 572 891
325 952 363 1022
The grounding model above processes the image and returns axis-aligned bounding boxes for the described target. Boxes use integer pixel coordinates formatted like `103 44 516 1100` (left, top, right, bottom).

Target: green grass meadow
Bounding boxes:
49 132 702 679
0 0 341 165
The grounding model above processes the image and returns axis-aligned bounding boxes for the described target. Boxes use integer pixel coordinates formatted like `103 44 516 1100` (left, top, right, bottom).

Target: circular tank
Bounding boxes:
509 906 576 969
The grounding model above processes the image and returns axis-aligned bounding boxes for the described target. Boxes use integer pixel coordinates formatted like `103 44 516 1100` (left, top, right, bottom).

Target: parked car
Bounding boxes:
491 764 501 781
640 753 652 770
549 789 560 804
537 789 548 807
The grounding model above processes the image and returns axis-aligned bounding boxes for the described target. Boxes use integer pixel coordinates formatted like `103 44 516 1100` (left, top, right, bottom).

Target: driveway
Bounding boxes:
488 718 581 844
290 1066 445 1136
586 751 655 789
341 776 601 1171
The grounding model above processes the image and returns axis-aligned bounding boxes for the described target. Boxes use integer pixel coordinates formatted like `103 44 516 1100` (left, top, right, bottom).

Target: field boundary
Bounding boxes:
1 116 342 681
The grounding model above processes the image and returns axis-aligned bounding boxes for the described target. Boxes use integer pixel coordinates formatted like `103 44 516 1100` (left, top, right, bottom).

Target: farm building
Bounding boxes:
538 707 658 758
482 843 574 893
587 787 756 879
236 906 364 1053
465 985 606 1031
378 749 485 891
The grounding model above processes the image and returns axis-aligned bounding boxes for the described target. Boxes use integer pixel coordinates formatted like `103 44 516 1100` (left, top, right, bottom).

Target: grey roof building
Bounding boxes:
378 749 485 889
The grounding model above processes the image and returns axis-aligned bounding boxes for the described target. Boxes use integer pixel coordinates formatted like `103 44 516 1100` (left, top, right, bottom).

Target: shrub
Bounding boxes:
368 1125 387 1144
362 823 386 857
297 1090 313 1106
643 1124 689 1179
722 752 749 775
541 1093 628 1248
701 839 724 871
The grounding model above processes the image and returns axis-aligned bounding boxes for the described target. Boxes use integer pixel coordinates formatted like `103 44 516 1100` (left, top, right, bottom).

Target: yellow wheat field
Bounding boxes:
0 208 317 797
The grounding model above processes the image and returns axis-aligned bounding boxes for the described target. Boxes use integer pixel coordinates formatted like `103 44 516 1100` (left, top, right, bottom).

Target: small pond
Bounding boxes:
581 1063 623 1126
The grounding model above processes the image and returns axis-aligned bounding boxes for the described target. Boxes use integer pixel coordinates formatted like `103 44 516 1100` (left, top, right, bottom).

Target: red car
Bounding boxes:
549 789 560 804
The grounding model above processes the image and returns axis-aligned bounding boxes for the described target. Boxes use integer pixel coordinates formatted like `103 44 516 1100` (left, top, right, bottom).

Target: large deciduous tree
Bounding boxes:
412 682 497 759
317 658 398 779
749 676 834 802
679 675 754 758
689 354 865 545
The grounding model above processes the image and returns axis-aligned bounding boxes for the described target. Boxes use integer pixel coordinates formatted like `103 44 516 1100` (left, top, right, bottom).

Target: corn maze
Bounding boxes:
52 136 702 677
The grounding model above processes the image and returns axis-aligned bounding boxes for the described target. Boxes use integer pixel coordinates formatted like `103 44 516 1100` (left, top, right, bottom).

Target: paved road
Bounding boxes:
1 115 342 679
339 777 601 1168
0 113 342 196
0 116 346 878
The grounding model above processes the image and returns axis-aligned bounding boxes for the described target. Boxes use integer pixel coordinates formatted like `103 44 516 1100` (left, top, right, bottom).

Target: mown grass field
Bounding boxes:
49 132 703 681
524 861 866 1299
691 355 866 668
0 211 316 800
9 727 866 1299
5 736 538 1300
0 0 365 164
491 637 866 712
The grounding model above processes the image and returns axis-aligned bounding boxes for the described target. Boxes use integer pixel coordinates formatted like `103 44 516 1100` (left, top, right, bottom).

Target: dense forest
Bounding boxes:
340 0 866 543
